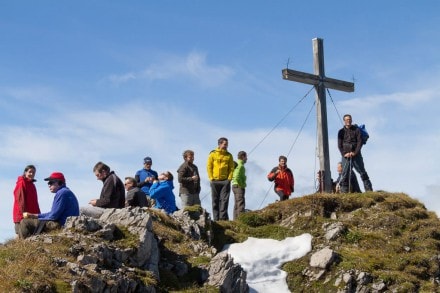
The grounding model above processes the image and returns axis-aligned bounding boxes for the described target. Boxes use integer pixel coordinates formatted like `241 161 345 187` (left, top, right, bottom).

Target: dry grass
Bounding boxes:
1 191 439 292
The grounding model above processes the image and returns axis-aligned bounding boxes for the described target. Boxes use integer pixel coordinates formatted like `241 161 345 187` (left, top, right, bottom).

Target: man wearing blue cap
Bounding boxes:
135 156 158 206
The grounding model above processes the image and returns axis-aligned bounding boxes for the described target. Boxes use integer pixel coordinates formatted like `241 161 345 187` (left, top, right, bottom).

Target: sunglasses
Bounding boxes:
47 181 57 186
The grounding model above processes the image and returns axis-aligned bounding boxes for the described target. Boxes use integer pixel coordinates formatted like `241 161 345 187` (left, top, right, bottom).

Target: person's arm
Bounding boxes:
206 153 214 181
149 181 162 199
95 175 114 207
38 191 66 221
237 165 246 188
289 170 295 193
354 128 363 155
178 164 191 184
337 129 345 156
14 181 26 214
267 167 278 181
227 154 234 181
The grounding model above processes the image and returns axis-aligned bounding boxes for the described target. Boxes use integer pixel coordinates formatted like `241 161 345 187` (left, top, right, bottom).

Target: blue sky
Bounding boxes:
1 1 439 242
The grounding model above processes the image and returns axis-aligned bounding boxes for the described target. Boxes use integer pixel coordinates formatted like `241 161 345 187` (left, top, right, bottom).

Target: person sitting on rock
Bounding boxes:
19 172 79 239
149 171 178 215
124 176 148 207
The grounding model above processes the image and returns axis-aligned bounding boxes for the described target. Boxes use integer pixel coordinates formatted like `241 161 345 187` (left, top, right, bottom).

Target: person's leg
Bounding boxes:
80 206 106 218
276 190 286 201
218 180 231 220
44 220 61 233
210 181 221 221
233 186 245 220
352 154 373 191
180 193 190 209
192 193 201 206
339 157 352 193
18 218 39 239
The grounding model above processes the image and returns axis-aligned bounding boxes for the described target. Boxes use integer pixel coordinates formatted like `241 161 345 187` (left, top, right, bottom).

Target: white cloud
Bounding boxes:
106 51 235 88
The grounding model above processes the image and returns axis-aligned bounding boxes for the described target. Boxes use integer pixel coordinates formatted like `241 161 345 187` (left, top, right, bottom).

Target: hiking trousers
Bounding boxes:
210 180 231 221
340 153 373 192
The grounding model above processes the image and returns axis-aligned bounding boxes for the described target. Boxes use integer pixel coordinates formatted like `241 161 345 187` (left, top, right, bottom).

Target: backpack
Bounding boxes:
355 124 369 145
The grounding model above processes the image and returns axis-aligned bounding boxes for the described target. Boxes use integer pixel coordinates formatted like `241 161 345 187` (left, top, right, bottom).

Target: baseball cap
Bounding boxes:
44 172 66 183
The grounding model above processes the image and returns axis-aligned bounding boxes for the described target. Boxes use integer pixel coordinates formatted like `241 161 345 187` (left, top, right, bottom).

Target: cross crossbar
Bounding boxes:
282 69 354 92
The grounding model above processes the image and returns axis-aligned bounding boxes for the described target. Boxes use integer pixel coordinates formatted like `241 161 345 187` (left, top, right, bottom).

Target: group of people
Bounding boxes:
13 168 79 239
12 160 181 239
12 113 373 238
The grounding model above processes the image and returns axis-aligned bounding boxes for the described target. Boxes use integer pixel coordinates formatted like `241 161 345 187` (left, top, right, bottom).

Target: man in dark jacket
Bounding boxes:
80 162 125 218
337 114 373 193
124 176 147 207
177 150 201 208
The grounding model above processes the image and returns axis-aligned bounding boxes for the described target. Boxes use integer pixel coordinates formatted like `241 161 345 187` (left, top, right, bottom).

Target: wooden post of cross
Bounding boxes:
282 38 354 193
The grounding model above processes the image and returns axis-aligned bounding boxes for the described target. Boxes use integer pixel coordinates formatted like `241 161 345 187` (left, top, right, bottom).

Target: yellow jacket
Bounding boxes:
207 148 234 181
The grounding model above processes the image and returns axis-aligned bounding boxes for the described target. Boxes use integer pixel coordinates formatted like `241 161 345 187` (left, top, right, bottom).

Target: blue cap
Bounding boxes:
144 157 152 163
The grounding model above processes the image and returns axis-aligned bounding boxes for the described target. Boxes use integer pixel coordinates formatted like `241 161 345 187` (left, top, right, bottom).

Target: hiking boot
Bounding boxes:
363 179 373 192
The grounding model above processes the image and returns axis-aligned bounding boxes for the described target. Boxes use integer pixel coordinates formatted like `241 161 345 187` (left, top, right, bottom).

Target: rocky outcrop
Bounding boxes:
62 207 159 292
20 206 249 292
207 251 249 293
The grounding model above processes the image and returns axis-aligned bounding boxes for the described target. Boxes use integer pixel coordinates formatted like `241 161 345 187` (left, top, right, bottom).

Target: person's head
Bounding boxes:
124 176 137 191
143 157 153 170
93 161 110 181
337 162 343 174
182 150 194 163
237 151 247 163
44 172 66 193
23 165 36 180
158 171 173 181
343 114 353 128
217 137 228 150
279 155 287 166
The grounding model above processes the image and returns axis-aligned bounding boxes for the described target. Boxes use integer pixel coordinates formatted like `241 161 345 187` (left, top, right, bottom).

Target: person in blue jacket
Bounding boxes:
149 171 178 214
135 156 159 205
19 172 79 239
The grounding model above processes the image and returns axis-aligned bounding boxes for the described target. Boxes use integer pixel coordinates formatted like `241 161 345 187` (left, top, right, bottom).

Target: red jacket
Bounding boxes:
13 176 41 223
267 165 295 196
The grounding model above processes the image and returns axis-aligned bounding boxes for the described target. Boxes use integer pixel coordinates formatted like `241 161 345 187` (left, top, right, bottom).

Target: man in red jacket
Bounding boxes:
267 155 294 201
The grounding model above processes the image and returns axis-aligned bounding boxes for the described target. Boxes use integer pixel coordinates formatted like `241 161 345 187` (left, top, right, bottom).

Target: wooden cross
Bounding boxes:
282 38 354 193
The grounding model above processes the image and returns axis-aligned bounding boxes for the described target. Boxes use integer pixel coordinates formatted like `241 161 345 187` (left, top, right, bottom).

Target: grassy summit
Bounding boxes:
1 191 439 292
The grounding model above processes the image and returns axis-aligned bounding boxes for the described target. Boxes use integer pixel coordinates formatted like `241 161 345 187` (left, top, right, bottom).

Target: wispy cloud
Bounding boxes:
106 51 235 87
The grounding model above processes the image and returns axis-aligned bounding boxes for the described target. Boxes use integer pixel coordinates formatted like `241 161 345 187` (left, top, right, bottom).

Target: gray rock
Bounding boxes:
310 247 337 269
207 251 249 293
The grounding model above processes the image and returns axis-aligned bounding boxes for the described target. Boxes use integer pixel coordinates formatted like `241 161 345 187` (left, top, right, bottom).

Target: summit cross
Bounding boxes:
282 38 354 193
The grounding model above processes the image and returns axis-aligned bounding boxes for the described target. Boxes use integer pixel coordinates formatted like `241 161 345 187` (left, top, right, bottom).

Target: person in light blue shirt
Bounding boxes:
19 172 79 239
149 171 177 215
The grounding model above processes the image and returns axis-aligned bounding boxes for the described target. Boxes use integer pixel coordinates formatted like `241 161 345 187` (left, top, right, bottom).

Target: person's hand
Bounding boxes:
23 212 36 219
89 199 97 206
192 175 199 181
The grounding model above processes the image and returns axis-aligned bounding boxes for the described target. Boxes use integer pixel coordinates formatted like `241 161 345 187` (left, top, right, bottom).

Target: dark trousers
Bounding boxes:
210 180 231 221
276 190 289 201
340 154 372 192
232 185 246 220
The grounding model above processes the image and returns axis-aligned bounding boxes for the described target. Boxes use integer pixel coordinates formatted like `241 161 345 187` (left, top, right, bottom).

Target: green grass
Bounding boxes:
1 191 440 292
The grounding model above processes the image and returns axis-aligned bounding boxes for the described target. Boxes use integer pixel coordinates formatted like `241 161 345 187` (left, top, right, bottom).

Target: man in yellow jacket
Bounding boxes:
207 137 235 221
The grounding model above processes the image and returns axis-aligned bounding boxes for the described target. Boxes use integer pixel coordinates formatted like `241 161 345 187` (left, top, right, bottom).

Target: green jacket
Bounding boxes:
232 159 246 188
